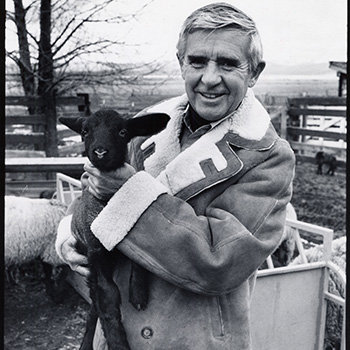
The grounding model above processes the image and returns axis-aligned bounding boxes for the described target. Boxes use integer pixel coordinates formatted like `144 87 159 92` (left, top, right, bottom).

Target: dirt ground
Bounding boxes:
4 263 89 350
4 161 346 350
291 160 346 239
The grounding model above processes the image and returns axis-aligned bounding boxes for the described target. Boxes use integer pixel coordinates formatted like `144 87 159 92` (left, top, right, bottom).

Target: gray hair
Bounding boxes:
176 2 263 73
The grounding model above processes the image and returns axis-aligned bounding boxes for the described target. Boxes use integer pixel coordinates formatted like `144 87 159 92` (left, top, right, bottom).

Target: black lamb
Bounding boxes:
315 151 337 175
59 109 169 350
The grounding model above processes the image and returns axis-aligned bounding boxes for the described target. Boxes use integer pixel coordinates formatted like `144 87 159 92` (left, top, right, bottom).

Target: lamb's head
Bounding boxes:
59 109 169 171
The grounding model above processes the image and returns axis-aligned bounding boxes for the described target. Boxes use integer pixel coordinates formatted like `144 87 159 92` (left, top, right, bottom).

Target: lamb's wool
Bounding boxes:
5 196 67 267
282 202 297 255
291 236 346 295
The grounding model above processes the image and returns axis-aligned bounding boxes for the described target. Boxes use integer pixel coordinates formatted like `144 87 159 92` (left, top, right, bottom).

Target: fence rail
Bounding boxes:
288 96 346 106
288 108 346 117
5 157 87 173
5 95 89 107
287 127 347 141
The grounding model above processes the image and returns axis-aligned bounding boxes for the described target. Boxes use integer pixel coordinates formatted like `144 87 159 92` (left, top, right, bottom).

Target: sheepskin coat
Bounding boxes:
57 89 295 349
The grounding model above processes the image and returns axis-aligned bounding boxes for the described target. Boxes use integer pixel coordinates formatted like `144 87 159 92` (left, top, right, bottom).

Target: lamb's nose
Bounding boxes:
94 148 108 159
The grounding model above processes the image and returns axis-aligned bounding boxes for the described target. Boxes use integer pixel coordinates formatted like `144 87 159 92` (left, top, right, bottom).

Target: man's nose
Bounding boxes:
201 61 222 86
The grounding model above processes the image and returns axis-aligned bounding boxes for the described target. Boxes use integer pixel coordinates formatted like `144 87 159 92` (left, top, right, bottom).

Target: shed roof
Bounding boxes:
329 61 347 75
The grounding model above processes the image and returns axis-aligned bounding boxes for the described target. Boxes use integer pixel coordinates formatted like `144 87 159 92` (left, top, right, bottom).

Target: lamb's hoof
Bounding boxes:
129 291 148 311
130 299 148 311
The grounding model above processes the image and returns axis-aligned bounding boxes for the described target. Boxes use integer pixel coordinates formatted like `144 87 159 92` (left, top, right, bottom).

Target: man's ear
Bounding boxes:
126 113 170 139
248 61 266 88
59 116 85 134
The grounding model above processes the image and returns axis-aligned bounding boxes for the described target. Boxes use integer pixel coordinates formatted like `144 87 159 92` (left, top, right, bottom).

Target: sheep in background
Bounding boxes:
39 189 56 199
5 195 68 303
315 151 337 176
292 236 346 350
59 109 169 350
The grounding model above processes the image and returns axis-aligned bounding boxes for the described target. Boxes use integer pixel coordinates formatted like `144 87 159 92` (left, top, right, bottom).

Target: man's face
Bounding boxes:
180 29 262 122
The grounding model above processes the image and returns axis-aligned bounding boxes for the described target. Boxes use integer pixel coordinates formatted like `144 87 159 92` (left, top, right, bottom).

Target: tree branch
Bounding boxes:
53 39 124 63
52 0 115 56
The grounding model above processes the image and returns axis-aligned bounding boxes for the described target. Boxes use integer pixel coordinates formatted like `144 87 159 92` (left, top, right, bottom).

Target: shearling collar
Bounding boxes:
141 89 271 176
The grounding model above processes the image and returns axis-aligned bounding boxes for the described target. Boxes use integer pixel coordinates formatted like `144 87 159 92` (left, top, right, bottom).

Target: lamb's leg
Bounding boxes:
41 261 57 302
317 163 323 174
41 262 68 304
328 165 335 176
93 253 130 350
79 303 98 350
129 262 149 311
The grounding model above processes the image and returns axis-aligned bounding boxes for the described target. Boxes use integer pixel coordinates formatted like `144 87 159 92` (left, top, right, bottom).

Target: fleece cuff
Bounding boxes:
55 214 73 262
91 171 169 251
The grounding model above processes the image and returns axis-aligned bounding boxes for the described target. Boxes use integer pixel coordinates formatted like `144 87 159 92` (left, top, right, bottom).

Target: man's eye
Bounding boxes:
221 63 235 71
218 60 237 71
189 58 206 69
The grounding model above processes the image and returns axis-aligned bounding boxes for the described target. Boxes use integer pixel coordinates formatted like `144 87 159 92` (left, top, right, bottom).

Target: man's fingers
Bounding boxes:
84 162 100 176
61 235 89 271
67 251 89 266
80 172 90 189
71 264 90 278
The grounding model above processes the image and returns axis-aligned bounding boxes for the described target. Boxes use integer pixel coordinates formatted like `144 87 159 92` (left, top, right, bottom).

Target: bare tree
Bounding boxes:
6 0 156 155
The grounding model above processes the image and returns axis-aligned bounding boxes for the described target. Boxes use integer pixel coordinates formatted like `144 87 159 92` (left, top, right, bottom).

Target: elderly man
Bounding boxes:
56 3 295 349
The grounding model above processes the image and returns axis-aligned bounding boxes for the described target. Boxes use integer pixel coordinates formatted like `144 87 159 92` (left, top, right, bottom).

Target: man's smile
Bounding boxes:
197 91 226 100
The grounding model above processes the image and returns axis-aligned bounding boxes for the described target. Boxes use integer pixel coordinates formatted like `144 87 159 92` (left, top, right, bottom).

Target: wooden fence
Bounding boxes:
278 96 346 166
5 93 90 154
5 94 90 197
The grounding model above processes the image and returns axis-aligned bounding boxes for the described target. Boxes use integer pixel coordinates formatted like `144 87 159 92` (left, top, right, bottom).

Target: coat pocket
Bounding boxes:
209 296 227 338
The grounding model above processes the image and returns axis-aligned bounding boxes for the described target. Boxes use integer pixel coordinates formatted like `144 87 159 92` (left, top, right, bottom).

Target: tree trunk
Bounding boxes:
38 0 58 157
13 0 35 100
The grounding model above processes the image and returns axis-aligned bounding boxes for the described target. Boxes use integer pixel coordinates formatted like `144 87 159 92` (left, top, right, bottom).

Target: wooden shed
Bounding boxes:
329 61 347 97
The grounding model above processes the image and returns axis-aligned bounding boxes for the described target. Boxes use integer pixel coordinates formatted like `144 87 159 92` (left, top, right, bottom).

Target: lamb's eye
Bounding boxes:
81 129 89 137
119 129 127 137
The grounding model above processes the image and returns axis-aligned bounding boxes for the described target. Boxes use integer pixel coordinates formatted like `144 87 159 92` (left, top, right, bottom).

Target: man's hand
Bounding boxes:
83 161 136 201
62 236 90 277
57 215 90 277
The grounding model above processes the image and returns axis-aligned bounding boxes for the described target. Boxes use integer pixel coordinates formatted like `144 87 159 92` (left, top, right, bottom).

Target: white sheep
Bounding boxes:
5 195 67 266
5 195 68 302
292 236 346 350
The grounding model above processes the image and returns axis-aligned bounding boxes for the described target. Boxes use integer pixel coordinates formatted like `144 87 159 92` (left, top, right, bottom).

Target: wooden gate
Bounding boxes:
280 96 346 165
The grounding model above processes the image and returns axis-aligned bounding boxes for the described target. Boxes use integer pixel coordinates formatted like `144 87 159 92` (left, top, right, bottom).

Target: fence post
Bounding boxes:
77 93 91 116
280 107 288 140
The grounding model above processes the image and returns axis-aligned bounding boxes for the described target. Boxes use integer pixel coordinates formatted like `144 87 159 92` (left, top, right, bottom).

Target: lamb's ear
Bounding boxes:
59 116 85 134
126 113 170 138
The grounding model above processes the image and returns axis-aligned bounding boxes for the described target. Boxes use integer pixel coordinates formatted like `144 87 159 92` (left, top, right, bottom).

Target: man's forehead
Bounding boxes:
184 30 250 60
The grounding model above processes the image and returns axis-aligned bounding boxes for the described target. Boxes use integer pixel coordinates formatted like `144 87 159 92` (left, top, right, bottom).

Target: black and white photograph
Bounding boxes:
4 0 346 349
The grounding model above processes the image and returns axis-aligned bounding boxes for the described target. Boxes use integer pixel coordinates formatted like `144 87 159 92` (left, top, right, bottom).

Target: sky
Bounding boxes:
5 0 347 68
105 0 347 66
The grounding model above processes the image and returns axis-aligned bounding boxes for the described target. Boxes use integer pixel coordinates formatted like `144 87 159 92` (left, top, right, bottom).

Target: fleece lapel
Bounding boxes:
155 118 244 200
138 95 187 176
139 89 271 201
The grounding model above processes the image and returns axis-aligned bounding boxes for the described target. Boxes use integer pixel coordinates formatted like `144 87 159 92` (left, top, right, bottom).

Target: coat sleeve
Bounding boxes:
91 140 295 296
55 196 82 261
